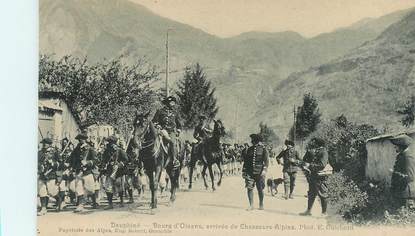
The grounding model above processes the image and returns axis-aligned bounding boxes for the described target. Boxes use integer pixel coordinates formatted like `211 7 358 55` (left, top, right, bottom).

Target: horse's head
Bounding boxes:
213 119 226 137
132 111 151 136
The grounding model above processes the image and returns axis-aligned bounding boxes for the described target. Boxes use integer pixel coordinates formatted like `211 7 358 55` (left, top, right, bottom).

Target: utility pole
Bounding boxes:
165 30 170 97
293 105 296 143
234 98 239 143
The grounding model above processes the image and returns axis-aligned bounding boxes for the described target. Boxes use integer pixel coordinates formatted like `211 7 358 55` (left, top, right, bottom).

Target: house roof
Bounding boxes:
38 100 62 112
366 129 415 142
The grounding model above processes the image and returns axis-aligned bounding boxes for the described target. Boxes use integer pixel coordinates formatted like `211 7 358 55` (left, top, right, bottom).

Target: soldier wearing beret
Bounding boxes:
300 137 329 216
242 134 269 211
37 138 60 216
390 134 415 209
68 132 98 212
101 135 128 209
276 139 302 199
152 96 182 169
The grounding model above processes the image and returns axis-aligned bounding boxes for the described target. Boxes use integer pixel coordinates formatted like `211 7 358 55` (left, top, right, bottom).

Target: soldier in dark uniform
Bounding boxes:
37 138 60 216
152 96 182 166
101 135 128 209
276 140 301 199
242 134 269 211
390 134 415 209
300 138 329 216
68 132 98 212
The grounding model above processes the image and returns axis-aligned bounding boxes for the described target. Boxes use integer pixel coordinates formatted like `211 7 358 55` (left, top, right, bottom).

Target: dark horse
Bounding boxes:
188 119 225 191
127 112 181 209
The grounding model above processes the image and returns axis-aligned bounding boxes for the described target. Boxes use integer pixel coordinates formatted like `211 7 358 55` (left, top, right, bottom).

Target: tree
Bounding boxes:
397 95 415 128
176 63 219 129
39 55 159 138
259 122 279 147
308 115 379 182
294 93 321 140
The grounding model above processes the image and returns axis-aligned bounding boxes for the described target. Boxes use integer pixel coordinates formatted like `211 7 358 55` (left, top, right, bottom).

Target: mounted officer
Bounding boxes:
276 139 301 199
68 132 98 212
152 96 182 166
193 115 212 162
101 135 128 209
242 134 269 211
37 138 60 216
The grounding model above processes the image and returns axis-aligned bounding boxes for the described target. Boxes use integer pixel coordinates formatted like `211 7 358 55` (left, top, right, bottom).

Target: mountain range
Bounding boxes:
40 0 415 141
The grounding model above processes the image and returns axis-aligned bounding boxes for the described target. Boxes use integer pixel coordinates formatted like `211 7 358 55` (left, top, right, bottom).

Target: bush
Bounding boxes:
326 171 368 221
385 207 415 225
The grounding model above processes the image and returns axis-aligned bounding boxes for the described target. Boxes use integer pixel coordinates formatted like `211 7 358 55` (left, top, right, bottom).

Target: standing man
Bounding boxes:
242 134 269 211
276 140 301 199
68 132 98 212
300 138 329 216
101 135 128 209
390 134 415 209
37 138 60 216
152 96 182 168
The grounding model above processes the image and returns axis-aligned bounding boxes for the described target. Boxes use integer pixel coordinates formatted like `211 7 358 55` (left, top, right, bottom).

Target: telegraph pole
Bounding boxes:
293 105 296 143
165 30 170 97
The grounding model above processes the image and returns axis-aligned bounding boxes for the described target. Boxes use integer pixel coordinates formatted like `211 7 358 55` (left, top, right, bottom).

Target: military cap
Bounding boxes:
390 134 413 148
40 137 53 144
284 139 295 146
107 135 118 144
75 132 88 140
249 133 263 142
162 96 177 104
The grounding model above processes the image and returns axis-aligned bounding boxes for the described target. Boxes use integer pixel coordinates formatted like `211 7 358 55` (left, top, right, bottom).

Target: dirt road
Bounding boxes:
37 164 369 236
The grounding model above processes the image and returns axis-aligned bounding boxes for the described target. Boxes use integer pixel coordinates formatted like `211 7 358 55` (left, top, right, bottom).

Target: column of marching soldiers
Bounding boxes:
37 130 251 216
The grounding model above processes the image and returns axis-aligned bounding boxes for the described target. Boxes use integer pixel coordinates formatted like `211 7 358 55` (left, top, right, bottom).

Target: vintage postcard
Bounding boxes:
38 0 415 235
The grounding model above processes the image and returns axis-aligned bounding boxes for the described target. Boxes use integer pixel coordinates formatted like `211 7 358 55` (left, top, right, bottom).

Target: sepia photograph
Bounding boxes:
36 0 415 235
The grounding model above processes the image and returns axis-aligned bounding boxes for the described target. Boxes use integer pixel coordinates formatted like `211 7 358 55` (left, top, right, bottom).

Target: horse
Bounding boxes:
127 112 181 208
188 119 226 191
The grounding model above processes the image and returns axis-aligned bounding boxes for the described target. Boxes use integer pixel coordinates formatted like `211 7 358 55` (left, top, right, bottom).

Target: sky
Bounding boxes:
131 0 415 38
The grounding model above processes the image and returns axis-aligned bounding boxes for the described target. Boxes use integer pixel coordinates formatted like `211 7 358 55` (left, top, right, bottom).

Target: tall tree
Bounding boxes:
259 122 279 146
294 93 322 140
176 63 219 129
397 95 415 128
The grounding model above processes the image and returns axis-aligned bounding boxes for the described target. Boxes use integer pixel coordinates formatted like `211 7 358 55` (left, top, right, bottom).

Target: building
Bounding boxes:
365 129 415 184
38 90 81 146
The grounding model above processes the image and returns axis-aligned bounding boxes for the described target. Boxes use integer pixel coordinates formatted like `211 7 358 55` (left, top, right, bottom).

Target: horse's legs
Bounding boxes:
153 165 163 209
216 161 223 186
147 170 156 209
201 165 209 189
188 164 194 189
207 165 215 191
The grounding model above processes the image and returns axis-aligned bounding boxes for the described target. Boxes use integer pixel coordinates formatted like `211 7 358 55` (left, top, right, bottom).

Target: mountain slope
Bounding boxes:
40 0 413 139
260 10 415 137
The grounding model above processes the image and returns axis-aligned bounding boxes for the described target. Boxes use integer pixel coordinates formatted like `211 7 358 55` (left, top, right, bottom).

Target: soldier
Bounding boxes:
276 140 301 199
55 138 72 211
68 132 98 212
300 137 329 216
390 134 415 209
37 138 60 216
152 96 182 166
101 135 128 209
242 134 269 211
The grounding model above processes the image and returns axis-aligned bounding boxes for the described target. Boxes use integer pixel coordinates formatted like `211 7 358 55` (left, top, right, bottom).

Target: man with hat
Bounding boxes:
152 96 182 175
390 134 415 209
68 132 98 212
37 137 60 215
300 137 329 216
276 139 301 199
242 133 269 211
101 135 128 209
